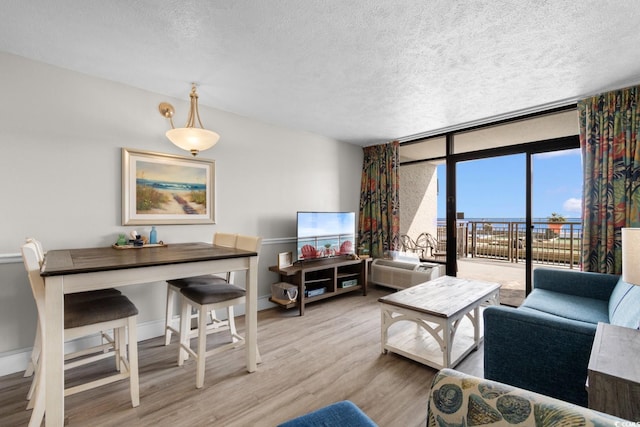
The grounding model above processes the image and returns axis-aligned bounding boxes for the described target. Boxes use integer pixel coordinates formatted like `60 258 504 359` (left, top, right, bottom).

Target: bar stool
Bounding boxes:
164 232 238 345
177 234 262 388
22 242 140 426
22 238 122 406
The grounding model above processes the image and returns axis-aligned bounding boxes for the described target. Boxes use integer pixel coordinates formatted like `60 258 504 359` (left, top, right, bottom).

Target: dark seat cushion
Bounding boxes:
64 295 138 329
180 283 245 305
167 274 229 289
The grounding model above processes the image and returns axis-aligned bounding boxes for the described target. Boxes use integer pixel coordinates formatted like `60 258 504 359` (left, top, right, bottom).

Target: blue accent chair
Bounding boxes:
483 267 640 407
278 400 377 427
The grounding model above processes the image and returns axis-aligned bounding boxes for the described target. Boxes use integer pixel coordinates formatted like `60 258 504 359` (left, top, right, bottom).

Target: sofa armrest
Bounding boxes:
427 368 626 427
483 305 597 406
533 268 619 300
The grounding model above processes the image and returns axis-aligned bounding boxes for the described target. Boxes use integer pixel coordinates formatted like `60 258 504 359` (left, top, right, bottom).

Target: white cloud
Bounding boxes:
563 198 582 213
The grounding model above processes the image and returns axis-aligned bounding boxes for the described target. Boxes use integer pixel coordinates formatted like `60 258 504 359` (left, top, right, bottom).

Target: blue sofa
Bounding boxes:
483 267 640 407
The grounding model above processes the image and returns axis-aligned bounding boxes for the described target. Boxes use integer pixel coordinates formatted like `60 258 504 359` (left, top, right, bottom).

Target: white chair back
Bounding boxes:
21 242 46 326
235 235 262 254
25 237 45 266
213 232 237 248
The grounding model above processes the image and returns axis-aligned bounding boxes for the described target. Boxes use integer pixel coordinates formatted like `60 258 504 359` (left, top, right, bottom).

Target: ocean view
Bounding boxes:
136 178 206 191
438 217 582 224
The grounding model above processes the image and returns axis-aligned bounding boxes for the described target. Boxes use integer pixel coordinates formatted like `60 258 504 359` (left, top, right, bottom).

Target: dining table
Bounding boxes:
39 242 259 427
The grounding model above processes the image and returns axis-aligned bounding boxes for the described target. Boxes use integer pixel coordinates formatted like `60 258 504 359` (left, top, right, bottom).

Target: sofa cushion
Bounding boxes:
520 289 609 325
533 268 618 300
609 279 640 328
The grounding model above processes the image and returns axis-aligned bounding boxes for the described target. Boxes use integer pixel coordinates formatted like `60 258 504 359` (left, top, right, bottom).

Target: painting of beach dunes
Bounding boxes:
122 149 215 225
136 161 206 214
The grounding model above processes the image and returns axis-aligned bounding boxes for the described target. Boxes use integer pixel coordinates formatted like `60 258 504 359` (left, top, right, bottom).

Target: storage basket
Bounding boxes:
271 282 298 304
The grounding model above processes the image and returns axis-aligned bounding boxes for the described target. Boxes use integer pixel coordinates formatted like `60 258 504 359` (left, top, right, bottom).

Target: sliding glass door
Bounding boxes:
455 154 527 305
530 148 583 276
399 107 582 300
447 139 580 297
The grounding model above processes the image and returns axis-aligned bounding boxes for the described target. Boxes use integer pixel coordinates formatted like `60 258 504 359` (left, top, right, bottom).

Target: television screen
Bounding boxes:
296 211 356 261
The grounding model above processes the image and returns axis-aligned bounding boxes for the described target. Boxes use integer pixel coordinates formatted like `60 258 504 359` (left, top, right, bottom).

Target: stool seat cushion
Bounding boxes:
64 295 138 329
64 288 122 304
167 275 229 289
181 283 245 305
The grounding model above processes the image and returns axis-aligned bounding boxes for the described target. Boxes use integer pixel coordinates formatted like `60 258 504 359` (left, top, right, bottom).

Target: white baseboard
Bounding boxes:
0 296 279 376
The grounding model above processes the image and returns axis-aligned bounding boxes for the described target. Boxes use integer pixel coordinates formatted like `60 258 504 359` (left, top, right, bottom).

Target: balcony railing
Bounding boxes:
416 221 582 268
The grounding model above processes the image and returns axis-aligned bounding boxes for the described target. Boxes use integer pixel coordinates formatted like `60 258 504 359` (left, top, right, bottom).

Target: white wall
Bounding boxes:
399 162 438 240
0 52 363 374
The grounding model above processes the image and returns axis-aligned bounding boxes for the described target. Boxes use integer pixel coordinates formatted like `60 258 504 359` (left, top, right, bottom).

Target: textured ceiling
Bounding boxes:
1 0 639 146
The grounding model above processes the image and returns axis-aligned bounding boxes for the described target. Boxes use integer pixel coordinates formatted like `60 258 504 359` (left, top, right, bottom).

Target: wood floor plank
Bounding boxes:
0 286 484 426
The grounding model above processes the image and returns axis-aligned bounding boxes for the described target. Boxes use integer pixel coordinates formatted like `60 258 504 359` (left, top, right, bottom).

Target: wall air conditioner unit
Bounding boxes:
370 259 445 290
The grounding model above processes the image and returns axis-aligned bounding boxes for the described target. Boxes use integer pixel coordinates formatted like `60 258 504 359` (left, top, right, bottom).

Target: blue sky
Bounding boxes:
437 148 582 220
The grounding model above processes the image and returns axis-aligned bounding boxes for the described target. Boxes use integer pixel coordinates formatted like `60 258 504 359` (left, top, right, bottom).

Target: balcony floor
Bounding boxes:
456 257 576 307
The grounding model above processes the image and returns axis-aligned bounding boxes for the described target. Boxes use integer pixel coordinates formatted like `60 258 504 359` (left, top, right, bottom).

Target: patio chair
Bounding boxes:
414 232 438 258
399 234 416 253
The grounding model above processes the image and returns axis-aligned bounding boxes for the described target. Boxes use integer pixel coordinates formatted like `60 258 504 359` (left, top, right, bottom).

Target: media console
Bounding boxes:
268 257 371 316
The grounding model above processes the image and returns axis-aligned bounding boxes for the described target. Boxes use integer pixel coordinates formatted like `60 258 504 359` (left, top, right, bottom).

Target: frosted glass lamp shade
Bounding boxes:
159 84 220 156
166 128 220 156
622 228 640 286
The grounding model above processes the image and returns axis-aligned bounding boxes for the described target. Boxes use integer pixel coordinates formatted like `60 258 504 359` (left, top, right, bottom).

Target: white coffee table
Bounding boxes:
379 275 500 370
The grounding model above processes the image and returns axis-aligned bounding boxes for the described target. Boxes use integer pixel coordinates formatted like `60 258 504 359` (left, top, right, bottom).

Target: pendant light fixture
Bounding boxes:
158 83 220 156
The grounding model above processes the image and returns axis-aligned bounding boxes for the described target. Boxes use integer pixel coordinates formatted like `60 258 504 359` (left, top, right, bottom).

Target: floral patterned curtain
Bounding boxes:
358 141 400 258
578 85 640 274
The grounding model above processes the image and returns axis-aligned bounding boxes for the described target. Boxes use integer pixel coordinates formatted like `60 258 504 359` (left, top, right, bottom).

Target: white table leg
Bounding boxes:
380 306 387 354
245 255 258 372
44 276 65 427
473 306 480 348
443 319 451 368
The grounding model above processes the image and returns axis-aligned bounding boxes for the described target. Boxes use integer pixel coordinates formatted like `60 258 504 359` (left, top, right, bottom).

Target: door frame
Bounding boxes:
445 136 580 293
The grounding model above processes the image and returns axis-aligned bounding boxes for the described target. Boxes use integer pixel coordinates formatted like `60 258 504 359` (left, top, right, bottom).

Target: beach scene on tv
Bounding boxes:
136 161 207 215
297 212 355 260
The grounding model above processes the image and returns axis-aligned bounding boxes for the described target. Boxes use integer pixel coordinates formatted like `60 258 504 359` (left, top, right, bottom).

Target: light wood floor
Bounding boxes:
0 286 484 427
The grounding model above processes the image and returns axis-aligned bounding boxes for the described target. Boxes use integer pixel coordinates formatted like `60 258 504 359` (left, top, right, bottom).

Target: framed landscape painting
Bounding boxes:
122 148 215 225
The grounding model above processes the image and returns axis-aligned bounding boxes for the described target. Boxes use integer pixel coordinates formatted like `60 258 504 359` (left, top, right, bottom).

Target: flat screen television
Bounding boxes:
296 211 356 261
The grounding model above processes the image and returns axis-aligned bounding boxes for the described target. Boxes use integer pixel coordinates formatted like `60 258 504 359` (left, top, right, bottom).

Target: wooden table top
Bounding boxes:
41 242 257 276
378 275 500 318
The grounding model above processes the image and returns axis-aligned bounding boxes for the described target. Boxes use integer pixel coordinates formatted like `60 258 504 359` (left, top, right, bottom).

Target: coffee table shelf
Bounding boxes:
383 306 487 369
379 276 499 370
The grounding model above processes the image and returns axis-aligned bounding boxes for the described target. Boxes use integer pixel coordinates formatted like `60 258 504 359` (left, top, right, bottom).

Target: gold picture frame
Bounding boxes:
122 148 215 225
